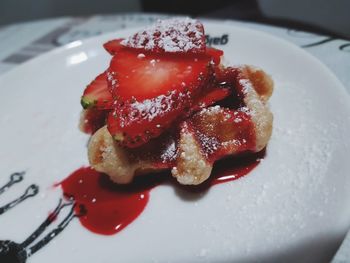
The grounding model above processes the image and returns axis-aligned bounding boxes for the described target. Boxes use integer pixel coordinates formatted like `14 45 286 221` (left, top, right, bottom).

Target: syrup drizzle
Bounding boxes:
60 167 158 235
60 150 265 236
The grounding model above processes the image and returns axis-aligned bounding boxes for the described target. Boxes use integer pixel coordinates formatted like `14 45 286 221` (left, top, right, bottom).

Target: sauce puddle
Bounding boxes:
59 150 265 235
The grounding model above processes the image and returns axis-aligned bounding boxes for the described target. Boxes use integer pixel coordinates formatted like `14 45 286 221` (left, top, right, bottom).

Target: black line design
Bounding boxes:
287 28 350 51
20 198 69 248
0 198 86 263
0 172 39 216
287 29 337 47
339 43 350 52
0 172 24 196
300 37 336 48
0 184 39 215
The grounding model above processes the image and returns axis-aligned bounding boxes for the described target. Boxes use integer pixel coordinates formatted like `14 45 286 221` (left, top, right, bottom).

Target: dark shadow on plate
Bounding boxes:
171 181 211 201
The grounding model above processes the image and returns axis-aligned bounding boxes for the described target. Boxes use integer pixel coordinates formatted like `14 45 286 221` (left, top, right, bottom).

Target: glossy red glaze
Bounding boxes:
60 167 156 235
59 150 264 235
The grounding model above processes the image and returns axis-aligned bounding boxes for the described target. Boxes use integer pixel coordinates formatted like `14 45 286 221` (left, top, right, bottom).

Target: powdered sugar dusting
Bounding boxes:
237 106 251 116
160 138 177 163
194 130 220 157
198 105 223 115
116 89 191 129
121 17 205 53
131 91 188 121
107 70 118 89
100 145 114 160
189 105 255 159
239 78 253 95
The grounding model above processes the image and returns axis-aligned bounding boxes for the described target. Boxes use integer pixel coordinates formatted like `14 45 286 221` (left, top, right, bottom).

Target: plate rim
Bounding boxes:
1 20 350 262
1 20 349 105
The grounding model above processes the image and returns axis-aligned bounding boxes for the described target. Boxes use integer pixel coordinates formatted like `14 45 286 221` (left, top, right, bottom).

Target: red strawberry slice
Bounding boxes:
80 109 108 134
106 46 213 147
107 90 192 147
120 18 206 54
108 48 212 101
206 47 223 65
104 38 222 65
81 72 113 110
102 18 224 148
103 39 123 56
193 87 231 110
107 86 231 148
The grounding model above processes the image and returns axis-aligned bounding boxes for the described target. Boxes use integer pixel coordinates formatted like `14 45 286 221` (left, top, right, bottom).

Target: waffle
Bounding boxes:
85 65 273 185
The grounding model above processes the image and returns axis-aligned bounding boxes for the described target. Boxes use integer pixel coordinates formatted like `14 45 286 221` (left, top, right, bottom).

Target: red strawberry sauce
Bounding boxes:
59 150 265 235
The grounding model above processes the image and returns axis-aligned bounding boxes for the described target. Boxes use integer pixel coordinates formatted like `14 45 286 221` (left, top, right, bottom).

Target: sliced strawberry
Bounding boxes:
80 109 108 134
81 72 113 110
206 47 223 65
106 87 230 148
193 87 231 110
105 45 214 147
107 90 192 147
108 49 211 101
101 18 225 148
104 39 221 64
120 18 206 54
103 39 124 56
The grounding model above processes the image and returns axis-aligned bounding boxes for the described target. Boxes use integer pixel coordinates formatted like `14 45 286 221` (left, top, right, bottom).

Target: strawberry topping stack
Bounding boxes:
81 18 227 148
80 18 274 186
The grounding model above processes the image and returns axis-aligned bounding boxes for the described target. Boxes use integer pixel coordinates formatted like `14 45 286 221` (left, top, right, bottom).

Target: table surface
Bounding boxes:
0 13 349 262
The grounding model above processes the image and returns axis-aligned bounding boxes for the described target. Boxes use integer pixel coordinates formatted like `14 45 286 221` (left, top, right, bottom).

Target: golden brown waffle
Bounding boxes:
85 65 273 185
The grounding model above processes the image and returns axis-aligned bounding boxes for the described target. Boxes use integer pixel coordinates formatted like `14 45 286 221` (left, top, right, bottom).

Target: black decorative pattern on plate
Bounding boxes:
287 29 350 51
0 172 85 263
0 172 38 215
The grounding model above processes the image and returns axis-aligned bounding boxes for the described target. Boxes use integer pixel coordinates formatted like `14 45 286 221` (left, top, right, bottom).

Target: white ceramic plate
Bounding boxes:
1 21 350 263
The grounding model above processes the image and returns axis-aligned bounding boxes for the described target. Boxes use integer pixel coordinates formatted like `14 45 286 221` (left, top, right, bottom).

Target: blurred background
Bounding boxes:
0 0 349 39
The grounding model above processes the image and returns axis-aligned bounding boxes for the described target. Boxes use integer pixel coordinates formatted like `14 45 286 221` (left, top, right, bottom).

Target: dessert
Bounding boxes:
79 18 273 186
